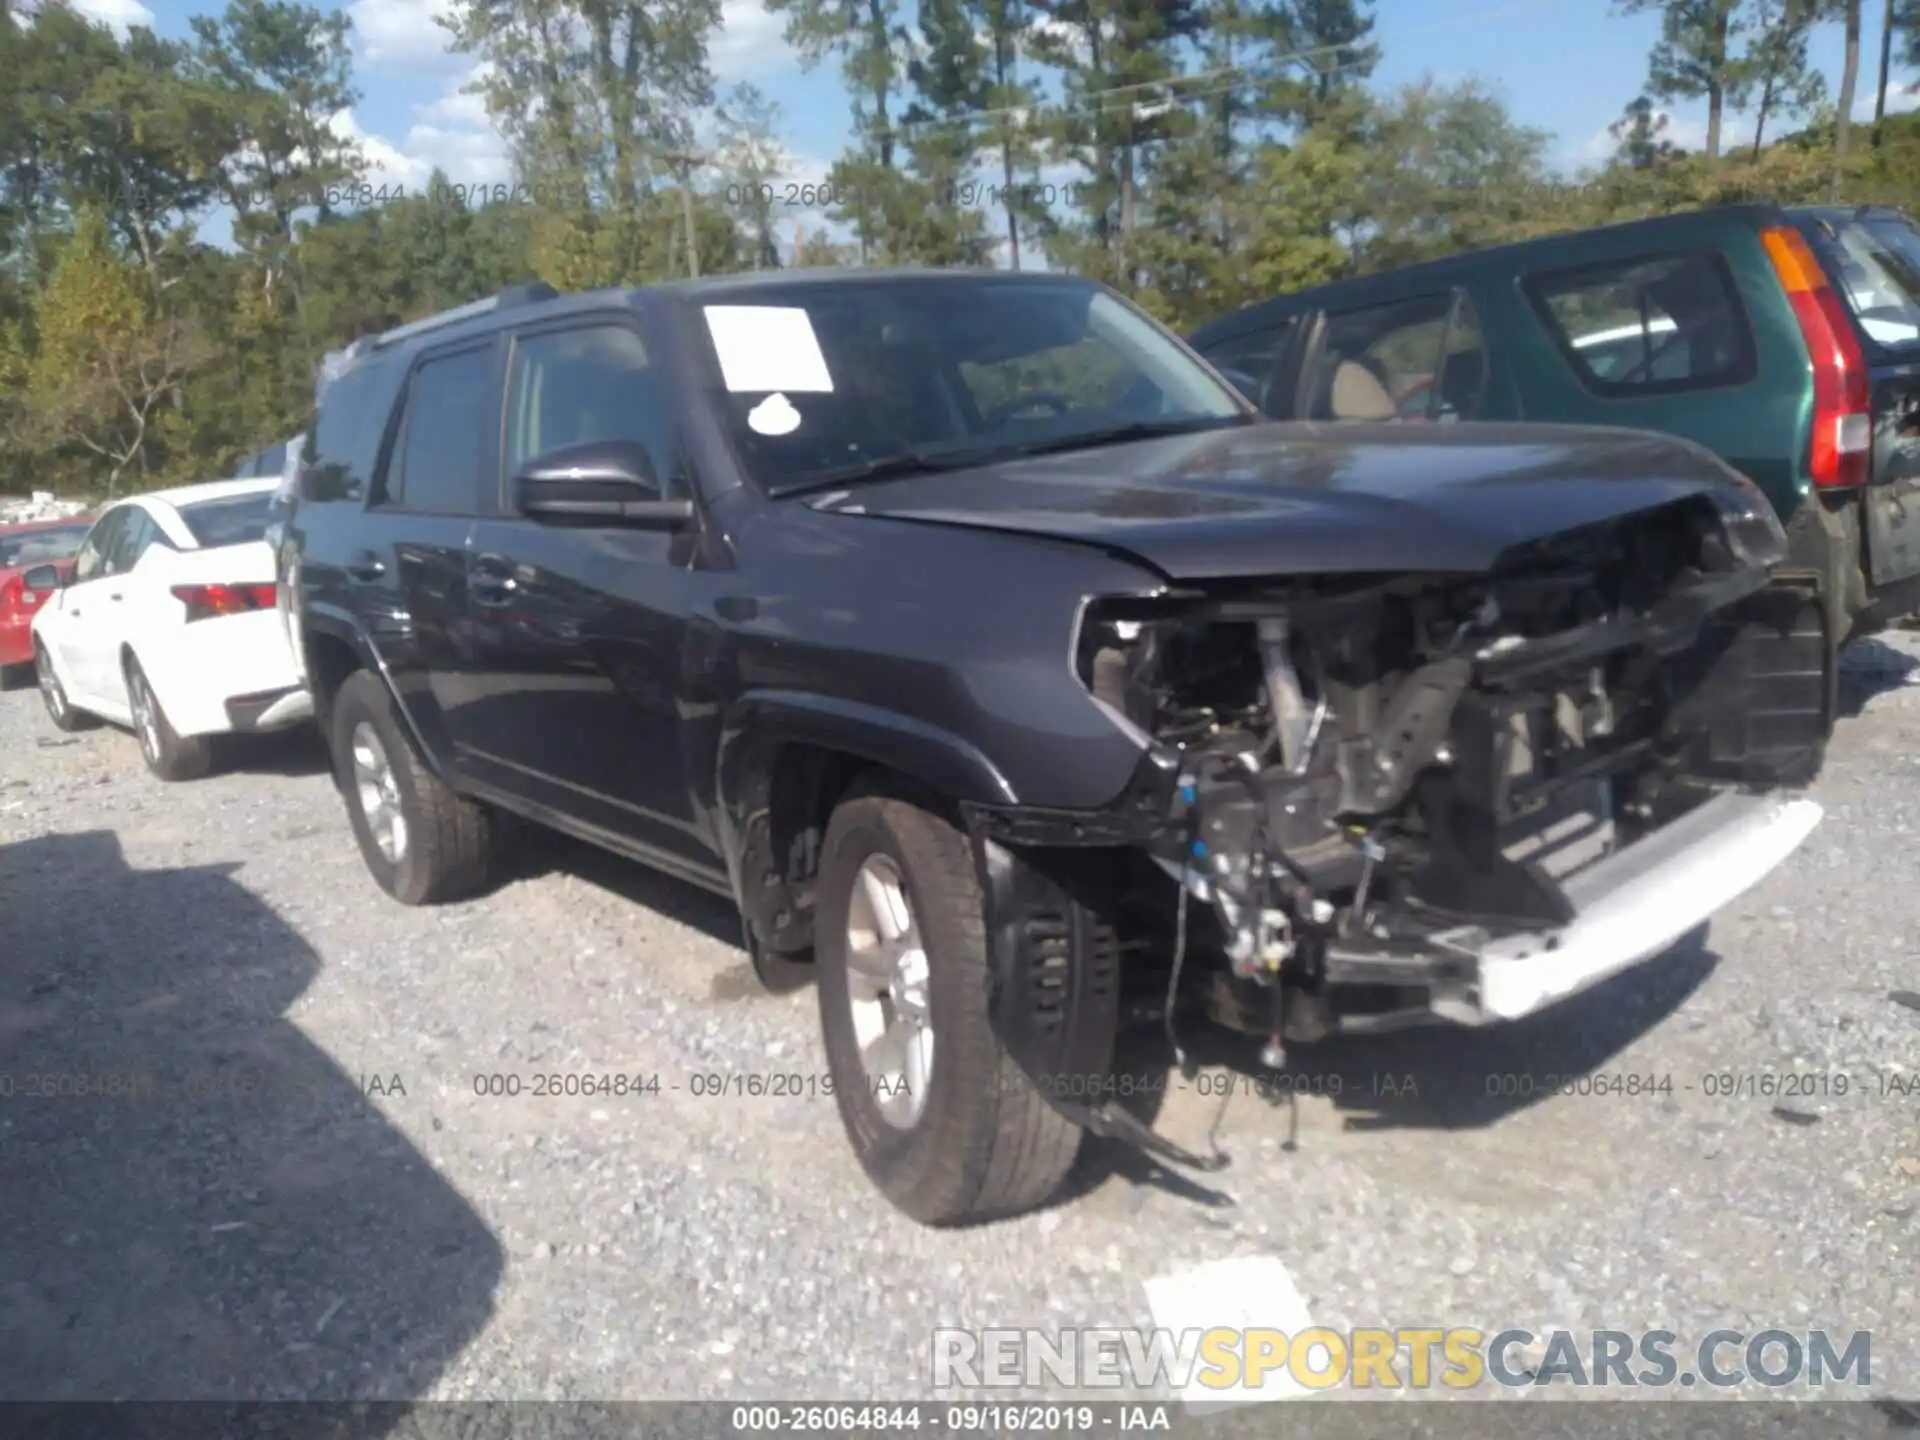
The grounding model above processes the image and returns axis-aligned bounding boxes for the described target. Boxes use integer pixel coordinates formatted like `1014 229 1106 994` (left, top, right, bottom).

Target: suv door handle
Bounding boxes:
346 551 386 582
470 554 518 608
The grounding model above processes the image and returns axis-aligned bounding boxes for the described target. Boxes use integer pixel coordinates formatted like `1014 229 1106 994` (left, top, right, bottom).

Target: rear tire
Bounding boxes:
126 656 213 781
33 642 94 732
815 787 1084 1225
330 669 496 905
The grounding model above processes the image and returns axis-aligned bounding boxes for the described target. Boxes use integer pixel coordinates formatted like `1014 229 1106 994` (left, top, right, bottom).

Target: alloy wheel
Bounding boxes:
36 647 64 720
843 853 933 1129
130 673 160 764
351 722 408 862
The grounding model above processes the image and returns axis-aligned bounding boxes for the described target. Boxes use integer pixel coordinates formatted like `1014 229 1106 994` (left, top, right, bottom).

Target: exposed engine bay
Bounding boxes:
1066 492 1830 1051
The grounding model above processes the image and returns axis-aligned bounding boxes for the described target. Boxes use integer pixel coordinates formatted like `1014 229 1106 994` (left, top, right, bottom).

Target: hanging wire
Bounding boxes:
883 0 1546 144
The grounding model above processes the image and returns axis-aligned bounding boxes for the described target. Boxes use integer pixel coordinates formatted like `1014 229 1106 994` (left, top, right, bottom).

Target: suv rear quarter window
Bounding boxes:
307 359 399 504
1525 251 1755 396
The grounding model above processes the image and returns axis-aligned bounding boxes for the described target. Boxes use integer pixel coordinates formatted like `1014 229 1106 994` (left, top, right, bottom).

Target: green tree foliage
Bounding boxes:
1611 94 1690 166
1745 0 1829 153
1616 0 1752 162
17 210 210 496
5 0 1919 502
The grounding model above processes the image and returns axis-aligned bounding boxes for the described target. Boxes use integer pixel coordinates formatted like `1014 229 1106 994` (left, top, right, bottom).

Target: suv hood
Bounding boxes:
806 421 1754 580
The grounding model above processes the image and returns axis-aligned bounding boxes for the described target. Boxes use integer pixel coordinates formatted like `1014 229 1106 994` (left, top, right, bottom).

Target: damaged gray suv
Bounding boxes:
284 269 1831 1226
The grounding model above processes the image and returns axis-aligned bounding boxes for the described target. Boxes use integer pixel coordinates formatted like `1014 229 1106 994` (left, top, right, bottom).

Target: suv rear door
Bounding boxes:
1794 210 1920 594
360 337 502 764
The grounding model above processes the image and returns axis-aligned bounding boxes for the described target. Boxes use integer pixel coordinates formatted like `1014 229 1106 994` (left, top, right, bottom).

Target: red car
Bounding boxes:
0 516 95 674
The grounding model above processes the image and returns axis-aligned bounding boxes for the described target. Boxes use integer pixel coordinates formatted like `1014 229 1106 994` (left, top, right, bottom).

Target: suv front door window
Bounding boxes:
467 318 708 862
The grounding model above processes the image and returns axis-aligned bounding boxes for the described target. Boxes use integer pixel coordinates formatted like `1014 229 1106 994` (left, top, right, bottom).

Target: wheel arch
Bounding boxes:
715 692 1017 958
299 608 445 784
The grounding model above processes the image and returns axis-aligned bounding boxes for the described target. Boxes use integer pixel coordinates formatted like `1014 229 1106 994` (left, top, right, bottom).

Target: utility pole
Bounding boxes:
660 148 706 279
1873 0 1897 148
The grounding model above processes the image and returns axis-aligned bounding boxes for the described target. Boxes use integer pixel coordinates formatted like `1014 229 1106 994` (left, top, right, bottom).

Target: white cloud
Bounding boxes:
325 68 514 201
345 0 788 79
70 0 155 34
711 0 791 81
1852 82 1920 122
347 0 459 68
418 75 492 131
329 108 435 191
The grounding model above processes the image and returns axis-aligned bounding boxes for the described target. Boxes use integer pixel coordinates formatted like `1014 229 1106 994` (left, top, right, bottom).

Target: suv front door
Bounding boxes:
464 314 718 876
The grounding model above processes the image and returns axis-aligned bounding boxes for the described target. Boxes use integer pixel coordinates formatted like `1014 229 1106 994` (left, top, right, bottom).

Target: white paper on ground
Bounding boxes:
1142 1253 1317 1408
747 393 803 436
703 305 835 393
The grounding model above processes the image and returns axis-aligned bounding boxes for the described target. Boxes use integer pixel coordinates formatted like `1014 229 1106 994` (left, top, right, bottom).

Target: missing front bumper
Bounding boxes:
1416 789 1823 1024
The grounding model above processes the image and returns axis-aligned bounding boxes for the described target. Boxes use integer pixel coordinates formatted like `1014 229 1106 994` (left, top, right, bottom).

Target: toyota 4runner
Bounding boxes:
283 269 1830 1225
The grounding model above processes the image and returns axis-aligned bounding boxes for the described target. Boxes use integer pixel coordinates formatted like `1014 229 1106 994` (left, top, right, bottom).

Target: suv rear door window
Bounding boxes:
386 344 499 515
1526 251 1754 394
1305 293 1487 422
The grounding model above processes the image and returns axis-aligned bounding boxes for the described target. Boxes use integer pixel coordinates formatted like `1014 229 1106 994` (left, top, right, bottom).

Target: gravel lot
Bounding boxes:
2 639 1918 1412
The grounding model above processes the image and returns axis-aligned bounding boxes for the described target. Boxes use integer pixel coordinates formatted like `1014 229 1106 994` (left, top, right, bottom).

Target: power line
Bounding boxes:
881 0 1545 142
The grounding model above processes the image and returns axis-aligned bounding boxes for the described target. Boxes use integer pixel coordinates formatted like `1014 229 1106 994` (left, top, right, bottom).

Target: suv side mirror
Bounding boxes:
21 565 64 592
512 440 695 528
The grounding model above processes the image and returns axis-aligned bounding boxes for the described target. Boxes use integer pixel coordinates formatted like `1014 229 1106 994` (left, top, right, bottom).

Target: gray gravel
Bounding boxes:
1 639 1917 1408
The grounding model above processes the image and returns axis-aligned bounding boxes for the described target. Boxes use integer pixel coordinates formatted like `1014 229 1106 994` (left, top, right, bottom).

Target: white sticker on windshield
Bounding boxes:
703 305 835 393
747 393 802 436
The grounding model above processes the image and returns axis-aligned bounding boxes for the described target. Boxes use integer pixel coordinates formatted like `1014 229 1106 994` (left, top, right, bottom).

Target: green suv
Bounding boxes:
1188 202 1920 704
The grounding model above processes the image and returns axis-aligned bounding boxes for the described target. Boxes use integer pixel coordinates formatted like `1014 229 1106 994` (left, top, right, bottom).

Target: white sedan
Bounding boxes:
28 477 312 780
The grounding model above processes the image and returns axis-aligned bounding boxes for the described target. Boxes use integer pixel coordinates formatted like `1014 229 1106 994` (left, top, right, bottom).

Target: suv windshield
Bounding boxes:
1809 212 1920 348
693 276 1249 495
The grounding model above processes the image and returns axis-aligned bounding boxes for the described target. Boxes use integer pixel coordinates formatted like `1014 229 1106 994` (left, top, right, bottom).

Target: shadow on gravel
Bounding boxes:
1840 636 1920 717
219 724 333 779
502 824 743 951
0 829 502 1407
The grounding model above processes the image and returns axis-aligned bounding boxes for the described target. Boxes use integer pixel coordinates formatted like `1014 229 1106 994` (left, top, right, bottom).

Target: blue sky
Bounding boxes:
64 0 1920 242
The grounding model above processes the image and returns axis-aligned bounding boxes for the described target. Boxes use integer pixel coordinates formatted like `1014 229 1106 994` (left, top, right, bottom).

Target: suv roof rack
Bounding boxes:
348 282 563 357
315 282 563 396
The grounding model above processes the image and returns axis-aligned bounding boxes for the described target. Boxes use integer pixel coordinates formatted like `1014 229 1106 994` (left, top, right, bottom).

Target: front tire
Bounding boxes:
329 669 495 905
815 788 1084 1225
33 642 94 732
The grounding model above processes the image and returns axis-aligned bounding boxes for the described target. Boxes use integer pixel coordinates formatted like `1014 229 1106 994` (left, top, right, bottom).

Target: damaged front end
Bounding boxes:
966 485 1829 1096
